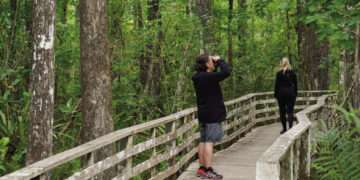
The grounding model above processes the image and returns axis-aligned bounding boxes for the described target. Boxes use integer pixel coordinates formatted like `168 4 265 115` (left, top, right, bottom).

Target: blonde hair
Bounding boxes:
280 57 292 73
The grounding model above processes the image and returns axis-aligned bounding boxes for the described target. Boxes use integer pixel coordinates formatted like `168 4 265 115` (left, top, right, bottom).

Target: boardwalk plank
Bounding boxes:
178 123 281 180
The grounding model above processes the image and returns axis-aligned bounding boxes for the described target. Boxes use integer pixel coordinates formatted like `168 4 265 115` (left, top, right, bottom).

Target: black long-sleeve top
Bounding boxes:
274 69 298 99
192 60 231 124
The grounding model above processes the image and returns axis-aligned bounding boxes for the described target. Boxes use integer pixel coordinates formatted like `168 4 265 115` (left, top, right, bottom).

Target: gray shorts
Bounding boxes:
199 123 224 143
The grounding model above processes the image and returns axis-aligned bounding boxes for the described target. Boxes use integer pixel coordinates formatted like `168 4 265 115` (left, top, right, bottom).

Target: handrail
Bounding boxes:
0 91 333 180
256 93 337 180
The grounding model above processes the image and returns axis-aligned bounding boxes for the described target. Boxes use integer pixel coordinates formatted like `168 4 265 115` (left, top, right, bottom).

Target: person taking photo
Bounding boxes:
192 54 231 179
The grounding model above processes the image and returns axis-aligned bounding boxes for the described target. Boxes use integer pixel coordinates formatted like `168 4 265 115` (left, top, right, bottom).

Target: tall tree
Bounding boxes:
285 5 291 59
228 0 234 65
296 0 330 90
135 0 147 88
195 0 212 53
237 0 247 59
317 41 330 89
26 0 56 169
352 23 360 108
61 0 68 24
142 0 163 106
340 50 353 98
79 0 114 178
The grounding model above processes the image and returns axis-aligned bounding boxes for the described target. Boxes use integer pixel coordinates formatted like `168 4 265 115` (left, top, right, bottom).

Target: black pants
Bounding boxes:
277 96 296 131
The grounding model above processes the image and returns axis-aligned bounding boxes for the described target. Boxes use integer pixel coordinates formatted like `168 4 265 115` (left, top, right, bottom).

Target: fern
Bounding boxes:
312 107 360 180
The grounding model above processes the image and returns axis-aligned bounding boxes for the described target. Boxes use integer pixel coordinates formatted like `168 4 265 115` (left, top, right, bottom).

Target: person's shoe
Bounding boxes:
197 167 211 179
206 167 223 179
280 129 287 134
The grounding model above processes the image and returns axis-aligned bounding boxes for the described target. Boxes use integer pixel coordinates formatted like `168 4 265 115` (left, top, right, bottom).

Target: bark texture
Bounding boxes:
351 23 360 108
142 0 163 103
340 50 353 99
228 0 234 66
296 0 330 90
195 0 213 53
79 0 114 178
27 0 56 168
237 0 247 59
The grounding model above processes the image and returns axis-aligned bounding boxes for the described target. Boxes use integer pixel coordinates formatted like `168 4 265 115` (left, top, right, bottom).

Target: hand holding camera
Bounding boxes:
210 55 221 64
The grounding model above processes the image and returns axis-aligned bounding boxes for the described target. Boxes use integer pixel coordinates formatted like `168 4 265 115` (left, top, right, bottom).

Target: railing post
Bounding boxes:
39 173 51 180
298 128 311 180
264 96 270 122
191 112 197 149
250 97 256 123
80 150 95 180
170 120 177 158
125 135 133 179
235 102 241 131
184 114 192 152
150 128 157 177
167 120 177 180
306 128 311 179
306 92 311 106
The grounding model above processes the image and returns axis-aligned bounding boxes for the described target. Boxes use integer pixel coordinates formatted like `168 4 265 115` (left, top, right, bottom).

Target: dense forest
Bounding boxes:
0 0 359 179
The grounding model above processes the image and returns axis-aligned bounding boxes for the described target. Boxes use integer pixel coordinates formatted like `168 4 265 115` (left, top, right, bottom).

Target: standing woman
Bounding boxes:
274 57 298 134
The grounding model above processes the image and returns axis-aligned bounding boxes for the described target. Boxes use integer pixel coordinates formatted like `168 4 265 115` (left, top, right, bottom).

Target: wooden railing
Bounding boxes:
256 93 337 180
0 91 333 180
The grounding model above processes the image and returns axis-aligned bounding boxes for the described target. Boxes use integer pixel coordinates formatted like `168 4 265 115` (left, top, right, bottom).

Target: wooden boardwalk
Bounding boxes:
178 123 281 180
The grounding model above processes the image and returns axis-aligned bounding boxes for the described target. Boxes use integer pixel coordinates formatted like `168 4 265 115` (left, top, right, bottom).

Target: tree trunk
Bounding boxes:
109 1 126 49
62 0 68 24
237 0 247 59
352 23 360 108
227 0 234 66
135 0 147 87
143 0 162 105
344 51 353 93
296 0 329 90
317 41 330 90
195 0 212 54
286 8 291 59
298 25 329 90
26 0 55 173
296 0 303 62
79 0 114 179
340 50 353 99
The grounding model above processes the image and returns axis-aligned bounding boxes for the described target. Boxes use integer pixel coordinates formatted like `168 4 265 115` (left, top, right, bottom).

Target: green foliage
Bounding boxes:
0 67 29 176
0 0 358 178
0 137 10 174
312 107 360 180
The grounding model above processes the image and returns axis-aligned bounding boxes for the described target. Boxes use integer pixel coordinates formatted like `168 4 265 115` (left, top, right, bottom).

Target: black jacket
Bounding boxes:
274 69 298 99
192 60 231 124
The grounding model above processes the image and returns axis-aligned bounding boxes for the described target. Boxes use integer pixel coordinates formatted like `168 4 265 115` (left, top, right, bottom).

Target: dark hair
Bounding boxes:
194 54 210 72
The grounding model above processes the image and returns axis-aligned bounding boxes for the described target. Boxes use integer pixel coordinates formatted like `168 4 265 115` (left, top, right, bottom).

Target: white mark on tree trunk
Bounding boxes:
39 99 43 111
49 87 54 103
38 23 54 50
33 49 38 62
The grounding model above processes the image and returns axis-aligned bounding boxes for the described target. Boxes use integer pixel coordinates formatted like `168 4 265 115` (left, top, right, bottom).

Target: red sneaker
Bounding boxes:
197 167 211 179
207 167 223 179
